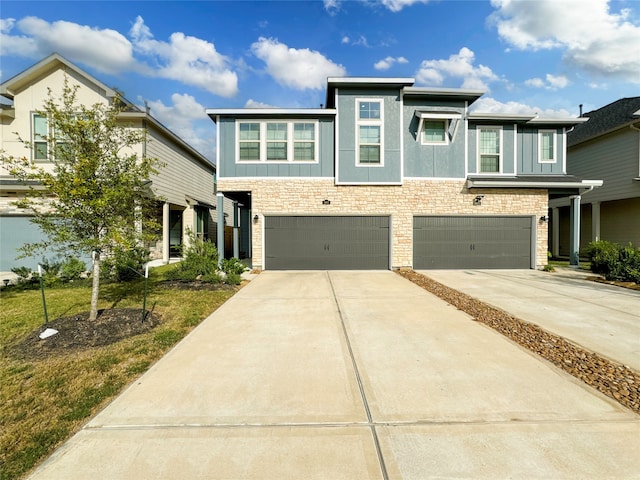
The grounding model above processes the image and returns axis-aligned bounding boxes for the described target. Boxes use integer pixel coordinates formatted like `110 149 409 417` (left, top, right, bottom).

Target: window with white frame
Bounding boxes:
539 130 556 163
478 127 502 173
357 99 383 165
33 114 49 160
422 119 448 144
236 121 317 163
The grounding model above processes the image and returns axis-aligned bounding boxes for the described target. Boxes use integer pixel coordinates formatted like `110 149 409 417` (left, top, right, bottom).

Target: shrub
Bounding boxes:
39 258 62 287
60 257 87 282
10 266 33 284
102 247 150 282
224 272 242 285
166 232 220 282
221 257 246 276
588 240 640 283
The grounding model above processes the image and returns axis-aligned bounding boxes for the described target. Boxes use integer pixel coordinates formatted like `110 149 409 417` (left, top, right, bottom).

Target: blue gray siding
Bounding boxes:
336 89 402 184
517 127 565 175
217 117 335 178
467 124 517 174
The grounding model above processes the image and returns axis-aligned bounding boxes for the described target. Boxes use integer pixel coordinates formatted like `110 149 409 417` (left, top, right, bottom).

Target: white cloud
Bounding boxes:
415 47 498 91
341 35 369 47
525 73 569 90
490 0 640 83
0 16 135 74
324 0 341 15
129 16 238 97
381 0 431 12
251 37 346 90
144 93 214 160
470 96 573 118
374 56 408 70
244 99 278 108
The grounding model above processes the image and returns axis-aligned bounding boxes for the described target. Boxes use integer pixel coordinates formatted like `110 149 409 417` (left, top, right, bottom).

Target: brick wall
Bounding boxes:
218 178 549 269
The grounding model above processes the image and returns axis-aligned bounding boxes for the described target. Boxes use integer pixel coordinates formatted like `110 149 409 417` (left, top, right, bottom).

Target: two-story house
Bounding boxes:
1 54 218 271
549 97 640 257
208 77 601 271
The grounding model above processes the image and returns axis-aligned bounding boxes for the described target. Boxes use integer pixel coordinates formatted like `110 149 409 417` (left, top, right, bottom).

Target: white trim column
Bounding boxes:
592 201 601 242
552 207 560 258
217 192 225 266
569 195 581 266
233 200 239 259
162 202 170 264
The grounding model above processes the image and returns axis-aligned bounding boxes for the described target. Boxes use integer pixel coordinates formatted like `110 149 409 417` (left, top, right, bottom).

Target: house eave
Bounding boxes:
206 108 336 121
467 177 603 190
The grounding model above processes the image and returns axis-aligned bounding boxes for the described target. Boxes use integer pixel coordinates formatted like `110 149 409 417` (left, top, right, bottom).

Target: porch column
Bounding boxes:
569 195 581 266
162 202 170 264
592 201 601 242
217 192 225 266
552 207 560 258
233 201 240 259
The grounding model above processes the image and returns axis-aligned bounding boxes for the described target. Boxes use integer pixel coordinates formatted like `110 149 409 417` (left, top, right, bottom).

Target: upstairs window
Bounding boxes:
539 130 556 163
357 99 383 165
239 123 260 161
33 114 48 160
422 120 447 144
236 121 318 163
478 127 502 173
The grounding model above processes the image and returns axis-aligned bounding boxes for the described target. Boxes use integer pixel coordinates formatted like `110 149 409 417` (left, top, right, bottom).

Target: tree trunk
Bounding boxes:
89 252 100 320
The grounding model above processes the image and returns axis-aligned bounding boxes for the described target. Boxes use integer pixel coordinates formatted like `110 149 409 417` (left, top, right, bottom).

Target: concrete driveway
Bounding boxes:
422 268 640 371
28 271 639 479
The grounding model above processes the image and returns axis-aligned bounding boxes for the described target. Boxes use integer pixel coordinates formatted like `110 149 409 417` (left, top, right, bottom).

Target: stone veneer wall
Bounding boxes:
218 178 549 270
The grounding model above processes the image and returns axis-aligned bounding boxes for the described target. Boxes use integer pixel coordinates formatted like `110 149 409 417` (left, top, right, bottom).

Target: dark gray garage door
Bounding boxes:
265 216 389 270
414 216 533 269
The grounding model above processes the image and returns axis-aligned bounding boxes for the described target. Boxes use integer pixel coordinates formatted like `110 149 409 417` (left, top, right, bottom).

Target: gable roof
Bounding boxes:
0 53 116 101
568 97 640 147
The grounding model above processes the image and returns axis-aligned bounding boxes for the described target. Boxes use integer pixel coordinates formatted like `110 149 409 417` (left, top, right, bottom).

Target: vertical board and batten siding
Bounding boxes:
467 124 516 175
217 117 334 178
568 129 640 203
413 216 533 269
147 129 215 207
336 88 402 183
264 216 390 270
402 99 466 178
518 127 566 175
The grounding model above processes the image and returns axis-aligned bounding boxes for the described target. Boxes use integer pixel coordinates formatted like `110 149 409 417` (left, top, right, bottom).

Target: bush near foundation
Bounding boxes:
588 241 640 283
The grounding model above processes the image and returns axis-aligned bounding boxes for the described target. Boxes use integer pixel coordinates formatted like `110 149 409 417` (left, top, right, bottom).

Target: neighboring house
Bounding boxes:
549 97 640 257
208 77 601 271
0 54 217 271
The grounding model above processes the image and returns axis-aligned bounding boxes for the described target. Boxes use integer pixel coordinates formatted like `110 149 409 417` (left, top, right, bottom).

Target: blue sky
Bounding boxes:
1 0 639 161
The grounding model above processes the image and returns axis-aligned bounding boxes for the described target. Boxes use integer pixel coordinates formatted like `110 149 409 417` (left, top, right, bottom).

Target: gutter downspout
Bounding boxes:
569 185 597 267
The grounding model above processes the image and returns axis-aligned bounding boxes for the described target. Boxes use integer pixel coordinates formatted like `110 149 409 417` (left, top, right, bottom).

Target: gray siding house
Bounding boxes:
550 97 640 256
0 54 217 271
208 78 600 270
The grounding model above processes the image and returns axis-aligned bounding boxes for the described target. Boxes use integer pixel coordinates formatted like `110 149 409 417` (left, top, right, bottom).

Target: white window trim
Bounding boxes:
477 126 503 174
356 98 384 167
235 120 319 164
538 129 557 164
420 118 450 145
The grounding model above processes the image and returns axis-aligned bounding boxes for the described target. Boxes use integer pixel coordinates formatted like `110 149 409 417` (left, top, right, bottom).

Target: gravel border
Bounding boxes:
397 269 640 415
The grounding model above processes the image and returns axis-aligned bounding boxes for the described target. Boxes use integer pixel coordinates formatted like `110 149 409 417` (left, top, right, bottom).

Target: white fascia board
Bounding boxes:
327 77 414 86
415 112 462 119
404 86 485 98
467 179 603 189
527 117 589 125
468 113 535 121
206 108 336 116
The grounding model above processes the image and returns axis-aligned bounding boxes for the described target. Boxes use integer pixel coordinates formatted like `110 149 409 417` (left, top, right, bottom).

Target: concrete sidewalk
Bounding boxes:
27 271 639 479
421 268 640 371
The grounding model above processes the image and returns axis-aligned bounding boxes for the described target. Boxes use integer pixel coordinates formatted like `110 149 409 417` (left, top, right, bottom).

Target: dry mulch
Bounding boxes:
397 269 640 415
13 308 161 360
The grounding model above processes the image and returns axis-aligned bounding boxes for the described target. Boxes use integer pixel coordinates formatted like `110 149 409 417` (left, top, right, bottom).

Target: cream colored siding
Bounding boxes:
147 129 215 207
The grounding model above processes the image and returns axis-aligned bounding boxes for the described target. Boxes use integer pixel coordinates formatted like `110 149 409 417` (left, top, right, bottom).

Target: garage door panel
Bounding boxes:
265 216 389 270
414 216 532 269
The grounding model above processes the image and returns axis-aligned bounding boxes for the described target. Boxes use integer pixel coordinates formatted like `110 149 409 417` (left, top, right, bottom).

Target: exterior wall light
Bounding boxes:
473 195 484 206
540 215 549 223
322 199 331 205
253 214 259 222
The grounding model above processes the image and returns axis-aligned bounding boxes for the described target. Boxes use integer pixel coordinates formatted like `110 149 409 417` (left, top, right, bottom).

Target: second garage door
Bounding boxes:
414 216 533 269
265 216 390 270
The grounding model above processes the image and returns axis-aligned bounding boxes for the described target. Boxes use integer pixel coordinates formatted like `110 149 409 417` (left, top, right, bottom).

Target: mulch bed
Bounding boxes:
397 269 640 415
13 308 161 360
156 280 238 291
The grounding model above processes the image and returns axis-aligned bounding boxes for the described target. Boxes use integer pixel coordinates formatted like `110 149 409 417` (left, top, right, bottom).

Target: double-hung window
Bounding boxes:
33 114 49 160
539 130 556 163
237 121 317 163
357 100 383 165
422 120 447 144
478 127 502 173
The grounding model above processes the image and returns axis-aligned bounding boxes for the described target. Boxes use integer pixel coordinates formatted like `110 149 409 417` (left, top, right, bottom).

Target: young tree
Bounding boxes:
3 79 161 320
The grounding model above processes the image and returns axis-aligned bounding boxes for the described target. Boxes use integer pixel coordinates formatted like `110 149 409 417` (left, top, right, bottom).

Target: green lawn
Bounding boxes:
0 266 237 480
